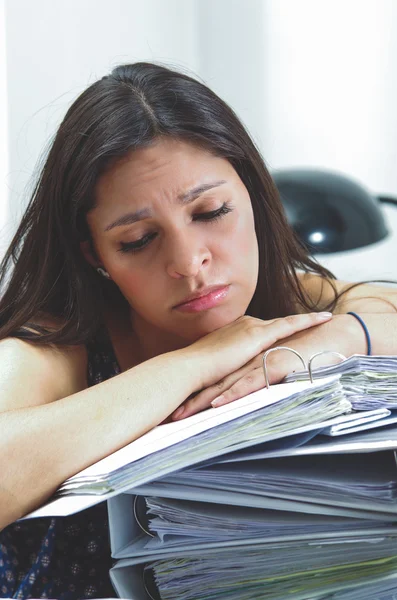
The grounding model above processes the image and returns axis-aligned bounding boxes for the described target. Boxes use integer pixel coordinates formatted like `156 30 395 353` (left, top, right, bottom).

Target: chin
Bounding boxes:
180 309 245 342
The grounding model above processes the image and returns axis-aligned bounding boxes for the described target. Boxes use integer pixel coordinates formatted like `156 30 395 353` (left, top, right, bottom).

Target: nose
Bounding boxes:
165 230 211 279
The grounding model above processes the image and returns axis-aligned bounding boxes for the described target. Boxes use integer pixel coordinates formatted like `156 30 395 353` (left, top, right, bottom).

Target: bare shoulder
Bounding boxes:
0 316 88 412
296 272 397 313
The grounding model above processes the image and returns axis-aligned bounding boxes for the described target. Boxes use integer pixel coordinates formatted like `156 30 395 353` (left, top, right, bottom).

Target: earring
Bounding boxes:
96 267 111 279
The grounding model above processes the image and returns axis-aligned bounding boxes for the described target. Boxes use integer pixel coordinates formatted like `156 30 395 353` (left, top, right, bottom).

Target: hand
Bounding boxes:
172 311 333 420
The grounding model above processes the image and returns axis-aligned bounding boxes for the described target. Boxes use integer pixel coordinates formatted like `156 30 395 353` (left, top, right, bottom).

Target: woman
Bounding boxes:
0 62 396 599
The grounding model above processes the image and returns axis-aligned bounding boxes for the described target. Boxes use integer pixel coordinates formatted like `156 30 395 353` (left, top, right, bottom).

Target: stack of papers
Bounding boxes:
24 375 351 519
21 348 397 598
328 575 397 599
145 545 397 600
106 402 397 598
109 539 397 600
107 445 397 598
139 495 397 548
155 452 397 515
108 354 397 599
58 376 347 497
284 354 397 410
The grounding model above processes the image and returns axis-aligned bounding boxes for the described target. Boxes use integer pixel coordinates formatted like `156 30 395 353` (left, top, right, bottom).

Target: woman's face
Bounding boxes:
85 138 259 347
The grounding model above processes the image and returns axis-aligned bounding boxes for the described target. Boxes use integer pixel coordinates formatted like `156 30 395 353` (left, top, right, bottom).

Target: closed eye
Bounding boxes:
192 202 234 222
118 201 234 254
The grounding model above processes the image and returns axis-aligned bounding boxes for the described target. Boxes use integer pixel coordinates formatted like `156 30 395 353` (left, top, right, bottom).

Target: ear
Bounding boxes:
80 240 100 269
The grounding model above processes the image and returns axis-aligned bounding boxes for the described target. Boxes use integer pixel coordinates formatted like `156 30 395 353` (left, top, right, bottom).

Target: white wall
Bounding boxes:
4 0 199 229
197 0 266 153
259 0 397 280
3 0 397 281
261 0 397 194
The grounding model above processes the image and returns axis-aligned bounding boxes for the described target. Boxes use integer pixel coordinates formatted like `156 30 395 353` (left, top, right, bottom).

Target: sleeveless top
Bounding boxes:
0 330 121 599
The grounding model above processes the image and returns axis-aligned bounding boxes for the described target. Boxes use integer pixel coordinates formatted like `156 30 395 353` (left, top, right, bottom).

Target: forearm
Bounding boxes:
319 278 397 355
0 349 198 527
269 312 397 381
293 313 397 357
334 312 397 355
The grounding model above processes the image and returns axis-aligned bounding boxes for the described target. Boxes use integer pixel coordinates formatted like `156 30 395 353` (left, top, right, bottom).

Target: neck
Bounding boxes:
130 312 191 362
104 302 194 370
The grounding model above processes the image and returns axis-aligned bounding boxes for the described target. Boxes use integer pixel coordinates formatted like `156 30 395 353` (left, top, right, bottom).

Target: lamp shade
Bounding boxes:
273 169 389 253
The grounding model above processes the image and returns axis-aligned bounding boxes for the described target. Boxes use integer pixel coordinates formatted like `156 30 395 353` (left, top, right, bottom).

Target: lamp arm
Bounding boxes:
378 196 397 207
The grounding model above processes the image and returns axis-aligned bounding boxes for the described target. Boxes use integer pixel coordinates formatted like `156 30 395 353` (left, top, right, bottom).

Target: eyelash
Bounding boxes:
118 202 234 254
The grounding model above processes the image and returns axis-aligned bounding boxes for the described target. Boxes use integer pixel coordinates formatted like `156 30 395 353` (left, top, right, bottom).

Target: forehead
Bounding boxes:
94 138 236 208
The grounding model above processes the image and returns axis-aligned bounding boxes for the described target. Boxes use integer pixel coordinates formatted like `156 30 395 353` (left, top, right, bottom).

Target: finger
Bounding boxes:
172 356 263 420
173 313 332 419
211 342 317 408
171 389 218 420
253 312 333 354
171 376 238 420
211 367 265 407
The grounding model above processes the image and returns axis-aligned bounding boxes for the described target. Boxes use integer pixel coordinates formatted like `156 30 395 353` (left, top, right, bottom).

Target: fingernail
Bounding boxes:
173 406 185 420
317 312 333 318
211 395 225 408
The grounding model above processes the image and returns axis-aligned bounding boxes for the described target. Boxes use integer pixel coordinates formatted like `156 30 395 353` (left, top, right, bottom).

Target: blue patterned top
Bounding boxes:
0 330 121 599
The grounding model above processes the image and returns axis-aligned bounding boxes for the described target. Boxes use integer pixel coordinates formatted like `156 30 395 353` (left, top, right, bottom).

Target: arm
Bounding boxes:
174 276 397 417
298 272 397 315
297 273 397 355
0 312 326 528
0 339 199 528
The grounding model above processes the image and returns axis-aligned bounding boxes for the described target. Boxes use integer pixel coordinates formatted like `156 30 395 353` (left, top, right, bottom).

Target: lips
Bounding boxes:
174 285 228 308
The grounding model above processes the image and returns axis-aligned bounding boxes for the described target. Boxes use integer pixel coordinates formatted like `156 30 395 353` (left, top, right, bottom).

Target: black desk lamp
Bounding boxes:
273 169 393 254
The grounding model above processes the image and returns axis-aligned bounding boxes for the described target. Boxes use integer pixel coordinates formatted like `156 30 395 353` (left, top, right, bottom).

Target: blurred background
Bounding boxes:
1 0 396 282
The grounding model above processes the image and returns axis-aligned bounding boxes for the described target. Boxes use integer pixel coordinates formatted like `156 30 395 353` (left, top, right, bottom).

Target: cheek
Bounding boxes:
112 264 161 310
231 211 259 292
228 209 258 261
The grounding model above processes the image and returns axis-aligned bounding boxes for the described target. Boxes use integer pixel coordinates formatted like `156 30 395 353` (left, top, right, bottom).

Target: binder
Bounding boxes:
284 353 397 411
24 350 397 519
108 448 397 560
109 562 397 600
106 351 397 600
109 545 397 600
23 373 350 519
107 492 397 560
218 422 397 463
152 451 397 515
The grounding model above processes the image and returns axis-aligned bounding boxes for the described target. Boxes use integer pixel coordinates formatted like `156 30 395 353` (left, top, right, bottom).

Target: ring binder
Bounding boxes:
262 347 347 387
104 352 397 600
143 564 161 600
308 351 346 383
133 495 155 538
262 346 307 388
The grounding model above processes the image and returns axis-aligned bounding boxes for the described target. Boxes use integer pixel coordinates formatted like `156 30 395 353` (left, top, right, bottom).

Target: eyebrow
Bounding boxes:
103 180 227 232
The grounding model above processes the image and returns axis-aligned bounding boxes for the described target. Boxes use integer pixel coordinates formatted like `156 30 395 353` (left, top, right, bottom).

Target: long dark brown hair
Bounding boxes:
0 62 336 346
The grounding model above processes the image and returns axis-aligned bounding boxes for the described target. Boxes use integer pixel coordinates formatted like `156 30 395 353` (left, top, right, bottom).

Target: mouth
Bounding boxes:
173 285 230 313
